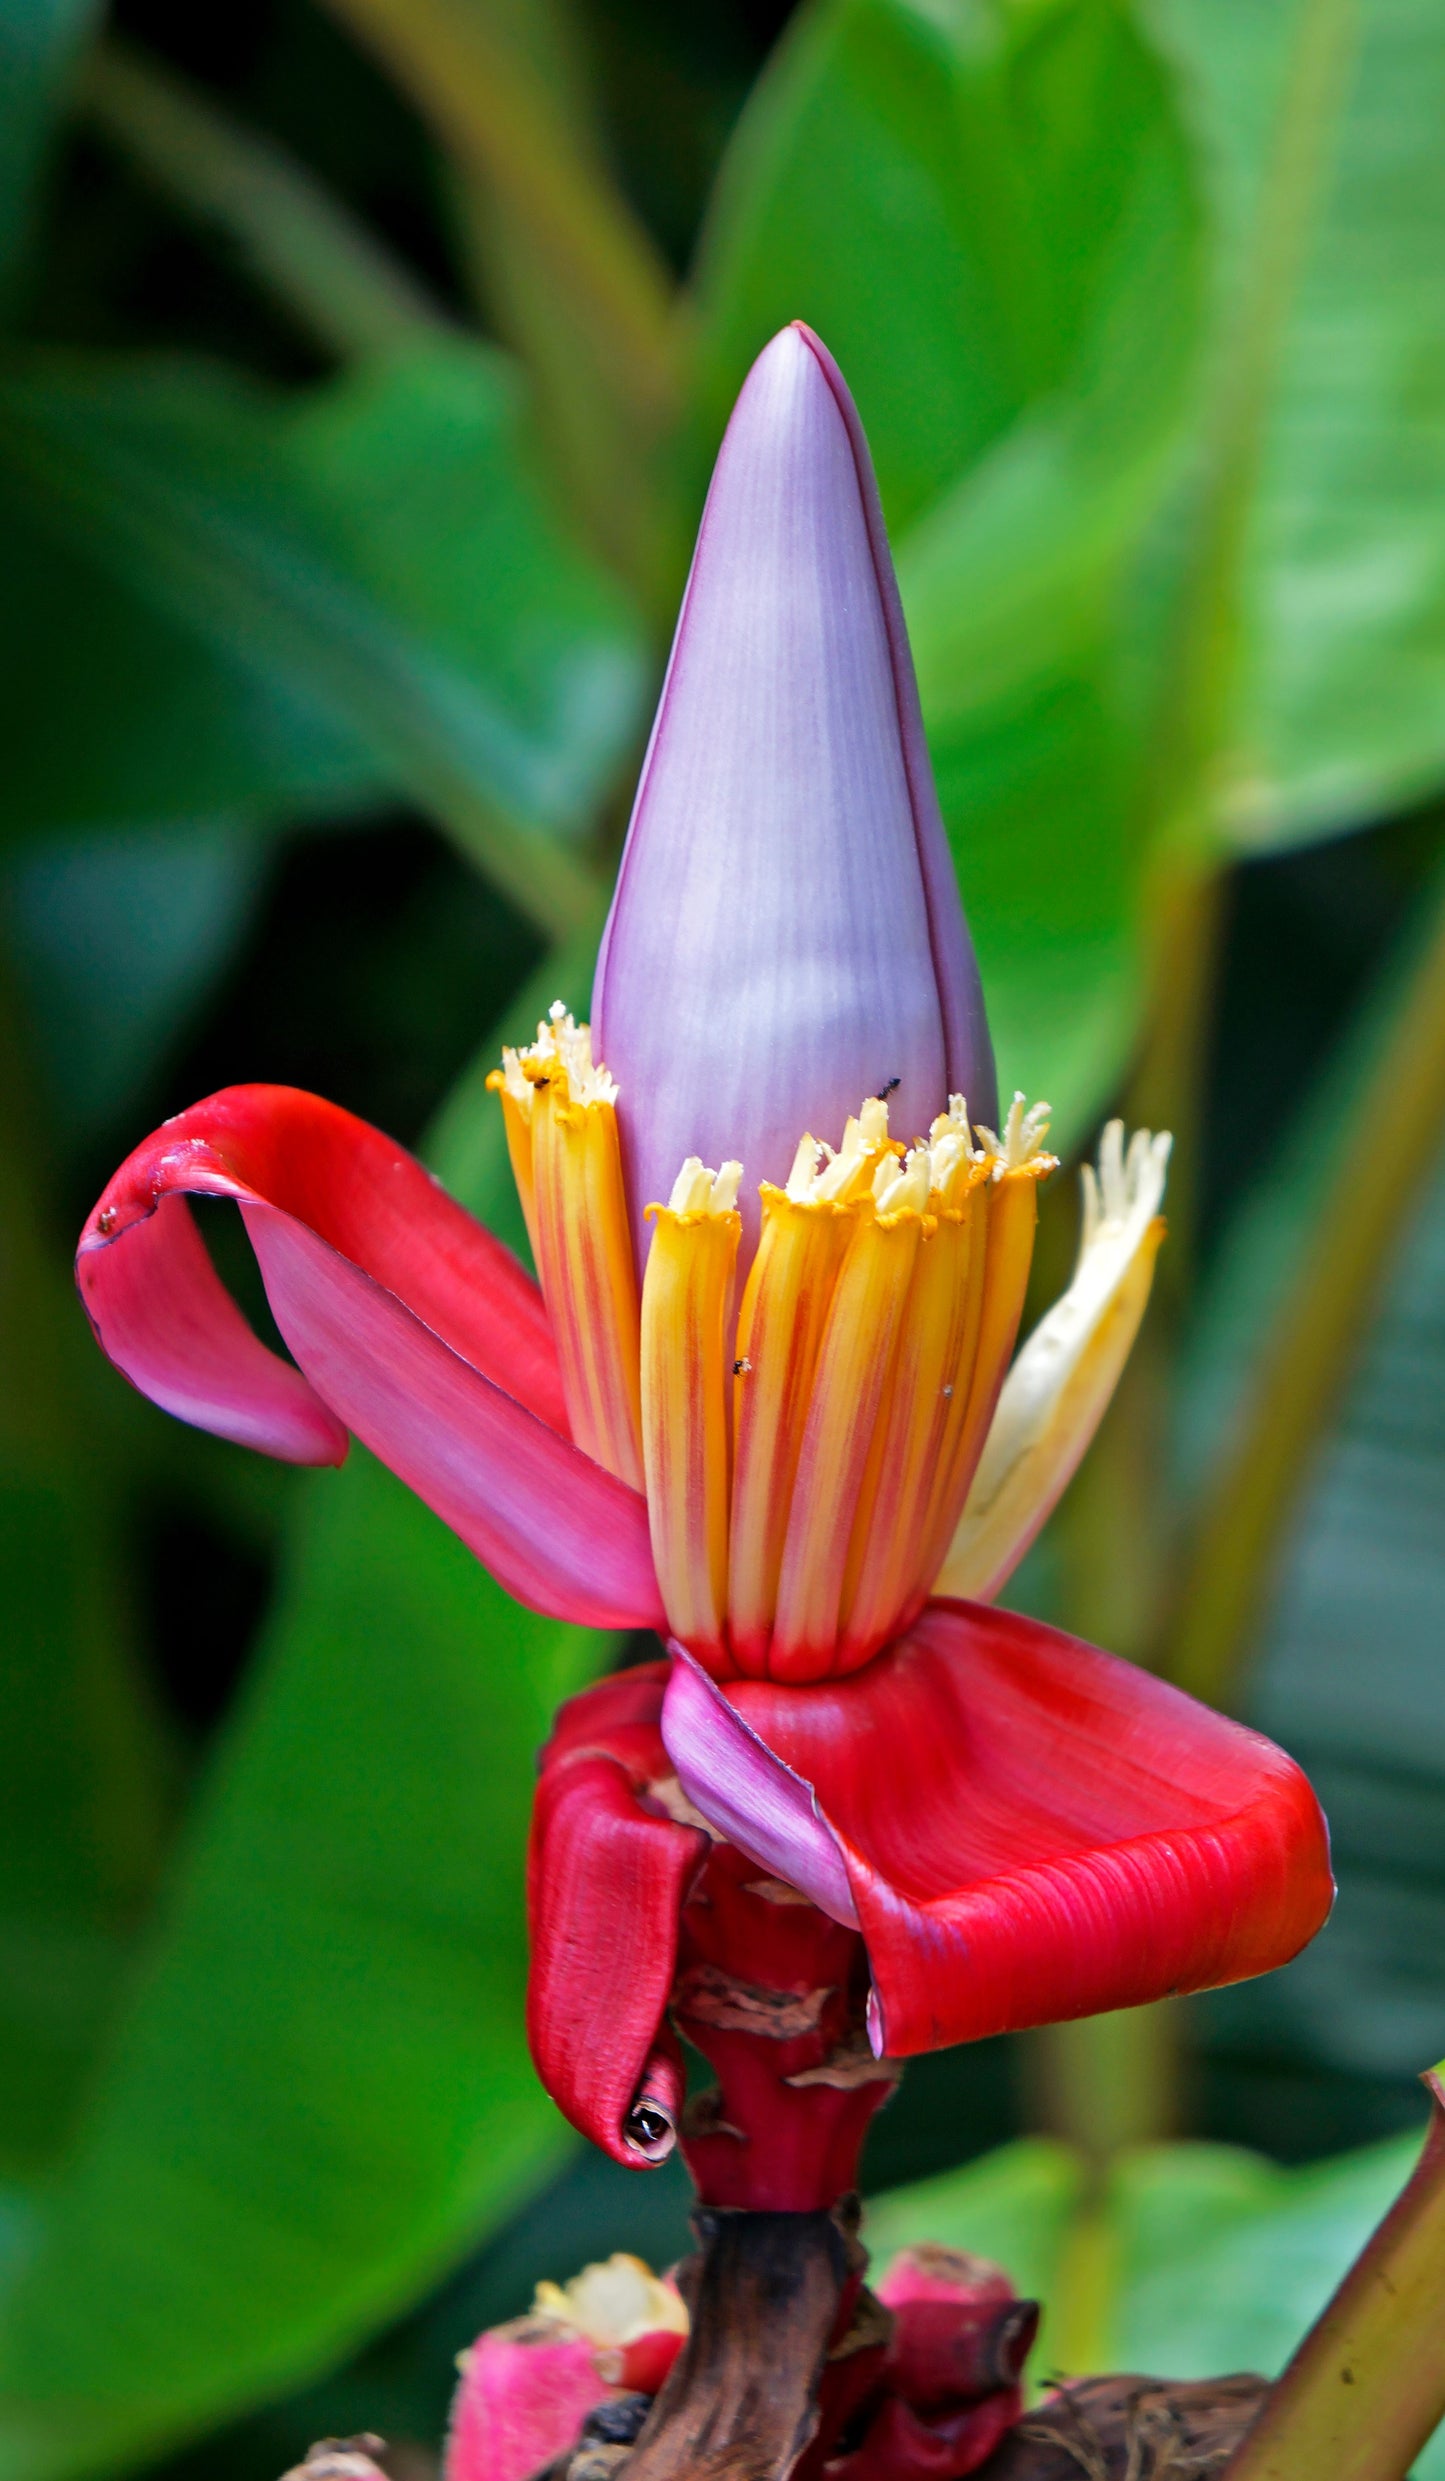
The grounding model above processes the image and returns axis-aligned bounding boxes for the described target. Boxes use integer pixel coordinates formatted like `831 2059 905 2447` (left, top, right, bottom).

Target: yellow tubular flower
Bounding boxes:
532 2252 689 2355
490 1014 1167 1683
640 1158 742 1665
936 1120 1171 1605
504 1006 645 1491
486 1046 540 1264
838 1116 991 1669
769 1145 931 1682
726 1103 895 1677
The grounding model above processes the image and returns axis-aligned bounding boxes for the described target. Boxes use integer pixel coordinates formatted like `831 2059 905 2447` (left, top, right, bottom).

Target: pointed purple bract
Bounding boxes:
594 323 994 1263
661 1645 859 1929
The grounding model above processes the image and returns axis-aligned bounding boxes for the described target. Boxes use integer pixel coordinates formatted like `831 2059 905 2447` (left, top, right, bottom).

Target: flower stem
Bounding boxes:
313 0 683 431
78 38 450 362
1026 877 1226 2168
1220 2066 1445 2481
1165 866 1445 1709
1140 0 1359 850
619 2203 859 2481
1024 2005 1181 2173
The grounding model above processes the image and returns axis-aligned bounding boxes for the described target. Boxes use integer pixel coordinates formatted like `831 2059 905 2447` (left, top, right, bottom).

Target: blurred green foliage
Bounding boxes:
1 0 1444 2475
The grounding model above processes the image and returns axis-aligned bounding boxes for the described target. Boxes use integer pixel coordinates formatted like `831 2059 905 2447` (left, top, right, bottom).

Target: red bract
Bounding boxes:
662 1603 1332 2058
528 1663 898 2194
77 1085 662 1631
526 1666 702 2167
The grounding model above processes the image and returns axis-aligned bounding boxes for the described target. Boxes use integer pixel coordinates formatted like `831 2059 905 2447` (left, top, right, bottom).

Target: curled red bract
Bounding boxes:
76 1085 664 1630
528 1667 704 2168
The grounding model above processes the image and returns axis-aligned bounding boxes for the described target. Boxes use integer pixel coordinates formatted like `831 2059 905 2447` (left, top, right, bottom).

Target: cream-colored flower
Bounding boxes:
937 1121 1171 1604
532 2252 689 2376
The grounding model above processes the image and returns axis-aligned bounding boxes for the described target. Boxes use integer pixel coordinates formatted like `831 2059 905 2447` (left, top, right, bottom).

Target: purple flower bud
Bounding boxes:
595 323 994 1263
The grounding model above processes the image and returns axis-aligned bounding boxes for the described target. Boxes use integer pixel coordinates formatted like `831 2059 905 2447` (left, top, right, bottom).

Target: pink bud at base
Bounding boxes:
444 2308 685 2481
823 2248 1038 2480
830 2388 1022 2480
445 2324 612 2481
876 2249 1037 2409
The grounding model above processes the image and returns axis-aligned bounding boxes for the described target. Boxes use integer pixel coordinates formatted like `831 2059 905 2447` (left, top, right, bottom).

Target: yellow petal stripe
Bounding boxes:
838 1163 989 1670
515 1008 645 1489
725 1187 858 1674
769 1147 937 1682
640 1160 742 1665
726 1101 895 1676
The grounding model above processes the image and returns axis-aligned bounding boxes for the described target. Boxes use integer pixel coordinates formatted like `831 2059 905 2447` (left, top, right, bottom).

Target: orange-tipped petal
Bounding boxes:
641 1159 742 1662
510 1007 646 1489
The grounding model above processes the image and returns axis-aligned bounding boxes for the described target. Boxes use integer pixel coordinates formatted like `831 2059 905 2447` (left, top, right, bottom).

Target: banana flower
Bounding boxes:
77 326 1331 2213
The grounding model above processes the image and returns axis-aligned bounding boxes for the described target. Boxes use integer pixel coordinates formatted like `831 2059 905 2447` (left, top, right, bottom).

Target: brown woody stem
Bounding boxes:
613 2202 860 2481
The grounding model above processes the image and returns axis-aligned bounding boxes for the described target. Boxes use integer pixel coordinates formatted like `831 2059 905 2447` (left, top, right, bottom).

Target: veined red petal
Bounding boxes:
529 1667 708 2165
671 1601 1333 2056
78 1086 664 1631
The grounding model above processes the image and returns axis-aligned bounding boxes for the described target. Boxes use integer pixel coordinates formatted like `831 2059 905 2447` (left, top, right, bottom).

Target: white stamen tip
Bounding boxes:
1080 1122 1172 1255
522 1003 619 1106
665 1155 744 1217
873 1143 932 1218
713 1159 744 1213
974 1092 1055 1174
